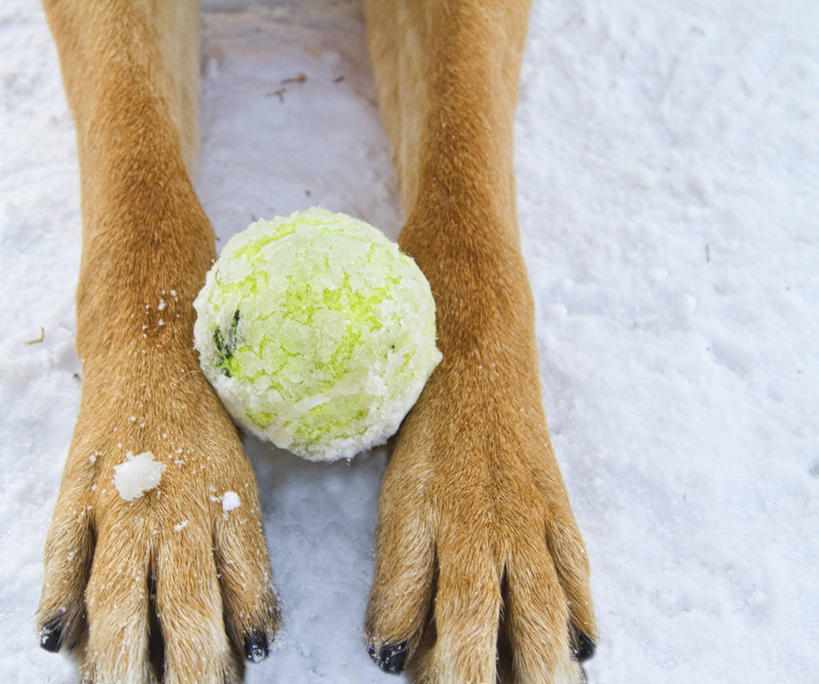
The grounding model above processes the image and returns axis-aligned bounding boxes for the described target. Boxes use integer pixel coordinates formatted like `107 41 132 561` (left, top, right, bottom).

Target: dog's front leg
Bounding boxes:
363 2 597 681
37 2 278 681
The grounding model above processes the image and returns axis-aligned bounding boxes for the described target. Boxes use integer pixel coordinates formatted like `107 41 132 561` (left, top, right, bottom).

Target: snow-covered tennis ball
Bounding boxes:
193 207 442 461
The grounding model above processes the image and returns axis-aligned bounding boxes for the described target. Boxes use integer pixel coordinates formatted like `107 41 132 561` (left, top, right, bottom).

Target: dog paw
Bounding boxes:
365 355 597 682
37 357 279 683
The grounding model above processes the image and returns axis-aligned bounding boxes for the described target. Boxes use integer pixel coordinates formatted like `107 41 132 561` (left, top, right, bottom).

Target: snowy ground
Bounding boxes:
1 0 818 682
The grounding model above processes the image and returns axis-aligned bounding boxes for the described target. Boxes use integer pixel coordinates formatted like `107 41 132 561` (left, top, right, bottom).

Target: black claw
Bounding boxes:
368 641 407 674
573 631 596 662
244 630 270 664
40 617 63 653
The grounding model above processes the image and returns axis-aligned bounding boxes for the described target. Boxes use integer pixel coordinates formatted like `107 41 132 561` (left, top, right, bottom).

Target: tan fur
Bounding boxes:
363 2 596 681
38 2 277 682
39 0 595 681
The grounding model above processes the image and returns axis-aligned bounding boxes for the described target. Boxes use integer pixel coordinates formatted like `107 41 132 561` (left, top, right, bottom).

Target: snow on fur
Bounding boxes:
113 451 165 501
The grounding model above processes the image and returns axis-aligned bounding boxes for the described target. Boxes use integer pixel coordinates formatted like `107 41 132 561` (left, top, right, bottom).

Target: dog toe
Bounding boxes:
213 485 280 663
364 456 435 673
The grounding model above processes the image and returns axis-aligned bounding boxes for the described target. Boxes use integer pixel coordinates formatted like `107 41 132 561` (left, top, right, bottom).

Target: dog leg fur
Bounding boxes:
363 2 597 681
39 0 596 681
37 2 278 681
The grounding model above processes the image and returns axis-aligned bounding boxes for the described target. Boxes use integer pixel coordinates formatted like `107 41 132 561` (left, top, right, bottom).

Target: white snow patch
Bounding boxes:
173 520 188 532
113 451 165 501
222 491 240 512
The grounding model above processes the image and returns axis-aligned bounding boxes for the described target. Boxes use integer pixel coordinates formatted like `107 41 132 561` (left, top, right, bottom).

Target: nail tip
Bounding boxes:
574 631 596 662
368 641 407 674
243 630 270 663
39 621 62 653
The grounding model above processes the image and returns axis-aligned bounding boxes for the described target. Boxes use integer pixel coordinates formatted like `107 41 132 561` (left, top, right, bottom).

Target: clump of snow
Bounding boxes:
173 520 188 532
112 452 165 502
222 491 240 512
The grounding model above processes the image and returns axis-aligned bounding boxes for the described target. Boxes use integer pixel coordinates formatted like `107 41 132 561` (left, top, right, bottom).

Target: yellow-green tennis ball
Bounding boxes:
193 207 442 461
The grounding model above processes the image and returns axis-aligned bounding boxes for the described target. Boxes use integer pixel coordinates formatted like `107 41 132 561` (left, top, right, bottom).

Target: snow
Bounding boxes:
222 491 241 512
1 0 818 682
112 451 165 502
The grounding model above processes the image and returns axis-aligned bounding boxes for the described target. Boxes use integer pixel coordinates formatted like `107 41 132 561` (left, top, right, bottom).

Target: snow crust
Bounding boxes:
193 208 442 461
112 451 165 501
1 0 818 682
